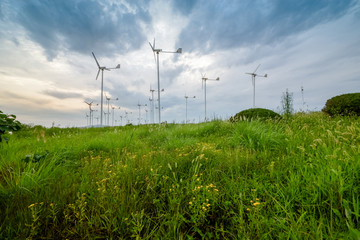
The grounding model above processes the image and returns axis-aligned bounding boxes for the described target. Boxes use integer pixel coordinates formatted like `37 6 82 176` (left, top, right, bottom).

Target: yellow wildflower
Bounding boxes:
28 203 37 208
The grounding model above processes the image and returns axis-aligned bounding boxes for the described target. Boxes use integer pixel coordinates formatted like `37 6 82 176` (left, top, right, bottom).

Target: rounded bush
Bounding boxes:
322 93 360 116
230 108 281 122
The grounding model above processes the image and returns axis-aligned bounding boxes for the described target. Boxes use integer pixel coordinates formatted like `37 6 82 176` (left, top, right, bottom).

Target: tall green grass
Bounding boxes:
0 113 359 239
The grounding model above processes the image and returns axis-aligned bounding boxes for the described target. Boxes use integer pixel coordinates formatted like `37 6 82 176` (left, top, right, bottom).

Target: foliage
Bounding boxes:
280 88 294 116
0 114 360 239
322 93 360 116
230 108 281 122
0 110 22 143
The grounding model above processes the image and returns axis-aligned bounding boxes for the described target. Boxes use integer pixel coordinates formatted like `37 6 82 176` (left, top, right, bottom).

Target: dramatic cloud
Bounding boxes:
0 0 359 127
3 0 151 60
177 0 355 53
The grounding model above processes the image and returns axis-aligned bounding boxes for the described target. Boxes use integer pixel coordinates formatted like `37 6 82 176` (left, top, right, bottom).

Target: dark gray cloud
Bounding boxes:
0 2 4 21
43 89 84 99
171 0 197 15
176 0 355 53
6 0 151 60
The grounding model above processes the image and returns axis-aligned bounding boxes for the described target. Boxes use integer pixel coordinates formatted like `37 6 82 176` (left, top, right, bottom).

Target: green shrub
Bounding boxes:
0 110 22 143
322 93 360 116
230 108 281 122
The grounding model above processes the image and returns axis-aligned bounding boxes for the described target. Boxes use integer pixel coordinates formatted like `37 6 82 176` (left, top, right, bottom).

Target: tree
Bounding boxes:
0 110 22 143
281 89 294 117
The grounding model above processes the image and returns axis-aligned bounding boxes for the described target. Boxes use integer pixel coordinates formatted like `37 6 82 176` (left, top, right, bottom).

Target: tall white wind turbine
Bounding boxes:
149 38 182 125
92 52 120 126
202 73 220 122
246 64 267 108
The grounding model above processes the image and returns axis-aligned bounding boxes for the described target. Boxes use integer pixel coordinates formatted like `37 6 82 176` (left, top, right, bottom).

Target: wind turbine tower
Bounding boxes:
150 86 155 123
301 85 305 111
91 52 120 126
201 74 220 122
185 95 196 124
246 64 267 108
149 38 182 125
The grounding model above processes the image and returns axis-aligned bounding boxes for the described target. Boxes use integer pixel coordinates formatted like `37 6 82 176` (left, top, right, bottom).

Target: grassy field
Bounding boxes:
0 112 359 239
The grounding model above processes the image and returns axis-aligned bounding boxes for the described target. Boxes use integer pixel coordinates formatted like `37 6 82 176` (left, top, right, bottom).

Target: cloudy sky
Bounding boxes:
1 0 359 127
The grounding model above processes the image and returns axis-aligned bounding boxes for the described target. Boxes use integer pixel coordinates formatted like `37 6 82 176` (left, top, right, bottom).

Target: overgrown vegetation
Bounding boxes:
230 108 280 122
0 110 22 143
322 92 360 116
0 113 359 239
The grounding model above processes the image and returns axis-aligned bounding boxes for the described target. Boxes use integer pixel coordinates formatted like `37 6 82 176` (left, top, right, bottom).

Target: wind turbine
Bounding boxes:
84 101 93 126
185 95 196 124
137 102 147 125
301 85 306 111
149 85 155 124
92 52 120 126
105 93 118 126
246 64 267 108
202 73 220 122
111 105 120 126
84 101 98 126
149 38 182 125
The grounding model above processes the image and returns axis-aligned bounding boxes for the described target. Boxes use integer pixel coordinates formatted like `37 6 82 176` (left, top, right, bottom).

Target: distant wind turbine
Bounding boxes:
84 101 97 126
202 73 220 122
246 64 267 108
105 93 118 126
91 52 120 126
185 94 196 124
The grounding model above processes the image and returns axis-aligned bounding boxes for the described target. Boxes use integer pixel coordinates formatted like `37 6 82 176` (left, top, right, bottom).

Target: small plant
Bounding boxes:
322 93 360 116
0 110 22 143
230 108 280 122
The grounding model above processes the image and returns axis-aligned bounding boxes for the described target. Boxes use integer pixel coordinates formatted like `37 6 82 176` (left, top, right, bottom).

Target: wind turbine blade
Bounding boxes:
92 52 101 68
253 64 261 74
153 52 156 63
153 38 155 49
149 42 154 51
96 69 100 80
